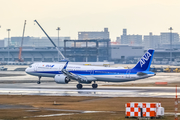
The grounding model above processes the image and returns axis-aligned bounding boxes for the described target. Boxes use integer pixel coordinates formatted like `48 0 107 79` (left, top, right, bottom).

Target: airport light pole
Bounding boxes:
56 27 60 62
169 27 173 65
7 29 11 63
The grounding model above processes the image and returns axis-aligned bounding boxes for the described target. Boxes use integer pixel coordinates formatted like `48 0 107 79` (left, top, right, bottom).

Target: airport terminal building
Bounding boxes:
1 44 180 65
0 39 110 63
0 35 180 64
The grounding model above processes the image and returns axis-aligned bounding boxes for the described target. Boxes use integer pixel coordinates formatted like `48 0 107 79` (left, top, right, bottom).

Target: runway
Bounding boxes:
0 82 178 98
0 71 180 98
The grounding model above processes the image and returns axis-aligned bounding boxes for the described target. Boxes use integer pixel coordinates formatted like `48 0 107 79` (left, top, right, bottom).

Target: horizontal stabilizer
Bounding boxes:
137 71 155 76
137 72 147 76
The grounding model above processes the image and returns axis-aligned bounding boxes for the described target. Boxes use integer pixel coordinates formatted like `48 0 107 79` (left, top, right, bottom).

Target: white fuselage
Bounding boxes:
25 62 155 82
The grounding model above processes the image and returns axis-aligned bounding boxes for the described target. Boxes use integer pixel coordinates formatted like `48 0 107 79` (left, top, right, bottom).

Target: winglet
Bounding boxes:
63 61 69 70
60 59 69 62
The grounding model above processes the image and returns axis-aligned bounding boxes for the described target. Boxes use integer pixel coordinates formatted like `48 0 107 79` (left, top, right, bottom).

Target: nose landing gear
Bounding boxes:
37 76 41 84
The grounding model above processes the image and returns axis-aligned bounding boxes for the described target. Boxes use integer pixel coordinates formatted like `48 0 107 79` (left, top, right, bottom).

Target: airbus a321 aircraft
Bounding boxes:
25 49 155 89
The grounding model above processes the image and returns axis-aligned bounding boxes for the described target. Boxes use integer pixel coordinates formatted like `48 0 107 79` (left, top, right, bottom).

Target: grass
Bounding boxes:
0 95 178 120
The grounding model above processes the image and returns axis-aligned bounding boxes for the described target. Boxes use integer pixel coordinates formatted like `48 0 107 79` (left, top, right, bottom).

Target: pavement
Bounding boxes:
0 82 178 98
1 71 180 84
0 71 180 98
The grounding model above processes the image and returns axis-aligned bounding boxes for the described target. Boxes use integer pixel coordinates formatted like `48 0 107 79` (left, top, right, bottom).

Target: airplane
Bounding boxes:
25 49 155 89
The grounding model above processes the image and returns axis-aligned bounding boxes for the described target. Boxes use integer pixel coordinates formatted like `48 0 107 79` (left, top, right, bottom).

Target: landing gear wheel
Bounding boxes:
77 84 83 89
37 81 41 84
92 84 98 89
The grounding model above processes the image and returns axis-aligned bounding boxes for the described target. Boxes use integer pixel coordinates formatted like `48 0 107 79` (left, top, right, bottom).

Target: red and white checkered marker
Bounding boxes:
125 102 162 117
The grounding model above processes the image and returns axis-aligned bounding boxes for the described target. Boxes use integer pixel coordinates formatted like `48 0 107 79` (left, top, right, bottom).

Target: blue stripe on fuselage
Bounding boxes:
31 68 154 76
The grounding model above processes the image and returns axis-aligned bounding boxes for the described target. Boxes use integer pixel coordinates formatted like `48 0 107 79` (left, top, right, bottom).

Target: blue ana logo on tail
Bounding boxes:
133 49 154 71
140 51 152 67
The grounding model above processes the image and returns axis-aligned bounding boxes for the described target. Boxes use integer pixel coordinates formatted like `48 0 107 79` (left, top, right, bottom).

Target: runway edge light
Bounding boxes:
175 85 178 120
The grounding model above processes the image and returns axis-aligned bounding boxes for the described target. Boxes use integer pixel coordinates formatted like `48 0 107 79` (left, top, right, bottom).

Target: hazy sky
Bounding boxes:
0 0 180 41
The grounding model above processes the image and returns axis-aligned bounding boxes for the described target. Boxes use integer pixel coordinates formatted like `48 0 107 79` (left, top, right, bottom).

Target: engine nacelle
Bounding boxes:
54 74 70 84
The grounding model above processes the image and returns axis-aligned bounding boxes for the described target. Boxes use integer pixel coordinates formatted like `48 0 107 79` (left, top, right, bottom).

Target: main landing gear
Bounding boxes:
37 76 41 84
76 81 98 89
77 84 83 89
92 81 98 89
92 83 98 89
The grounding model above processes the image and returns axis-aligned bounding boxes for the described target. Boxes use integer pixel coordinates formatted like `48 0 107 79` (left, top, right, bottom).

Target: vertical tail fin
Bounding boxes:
133 49 154 71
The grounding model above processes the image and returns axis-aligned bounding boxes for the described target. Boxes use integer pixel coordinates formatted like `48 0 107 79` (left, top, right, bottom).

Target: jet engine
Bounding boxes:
54 74 70 84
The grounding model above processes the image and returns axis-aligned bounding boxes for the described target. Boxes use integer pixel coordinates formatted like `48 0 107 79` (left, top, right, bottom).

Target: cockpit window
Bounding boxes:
29 65 32 68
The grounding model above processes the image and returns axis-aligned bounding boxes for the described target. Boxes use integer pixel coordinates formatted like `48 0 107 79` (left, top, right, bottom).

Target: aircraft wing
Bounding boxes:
61 62 97 83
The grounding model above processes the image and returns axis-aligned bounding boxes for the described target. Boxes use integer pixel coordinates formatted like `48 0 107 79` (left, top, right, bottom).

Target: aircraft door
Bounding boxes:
90 69 94 75
126 70 131 78
34 64 38 71
59 65 63 73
